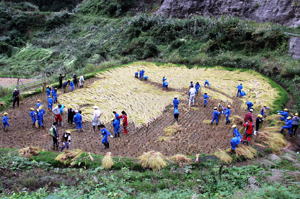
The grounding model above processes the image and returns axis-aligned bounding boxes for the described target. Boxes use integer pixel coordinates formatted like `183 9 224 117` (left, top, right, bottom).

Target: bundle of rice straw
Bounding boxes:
102 152 114 169
19 147 42 158
55 149 83 165
257 131 287 152
169 154 192 167
157 136 172 142
138 151 168 171
163 124 182 136
214 149 232 164
232 115 243 125
202 120 211 124
235 145 257 159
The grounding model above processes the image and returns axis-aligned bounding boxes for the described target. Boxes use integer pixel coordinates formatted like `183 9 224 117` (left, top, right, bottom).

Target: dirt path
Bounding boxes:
0 78 248 157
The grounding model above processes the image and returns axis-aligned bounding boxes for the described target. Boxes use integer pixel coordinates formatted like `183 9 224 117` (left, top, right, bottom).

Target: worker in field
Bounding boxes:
174 107 180 123
100 124 113 149
69 80 75 91
242 118 254 145
203 93 210 107
53 104 63 126
62 80 69 93
58 74 66 89
67 107 75 124
246 101 254 111
49 122 59 150
292 113 299 136
163 80 168 89
280 116 293 136
47 96 53 111
260 105 269 117
204 80 210 87
230 136 241 153
73 110 83 131
162 76 167 84
119 111 128 134
232 125 241 137
244 108 253 122
12 88 20 108
46 86 51 97
188 85 196 107
236 83 243 97
189 81 194 88
2 112 10 132
35 99 42 109
135 71 139 78
79 76 85 88
61 130 72 151
173 96 180 109
139 69 145 80
112 118 120 138
37 106 45 128
255 114 264 133
92 106 102 132
51 88 58 104
29 108 37 128
211 107 220 125
224 105 231 124
73 74 78 88
278 108 289 121
195 82 201 94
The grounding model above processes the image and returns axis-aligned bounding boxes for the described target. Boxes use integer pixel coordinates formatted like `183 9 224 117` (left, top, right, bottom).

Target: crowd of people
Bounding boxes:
2 71 299 153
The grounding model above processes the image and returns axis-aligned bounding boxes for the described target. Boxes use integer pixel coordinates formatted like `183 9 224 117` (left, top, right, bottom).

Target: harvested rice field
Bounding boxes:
0 62 282 157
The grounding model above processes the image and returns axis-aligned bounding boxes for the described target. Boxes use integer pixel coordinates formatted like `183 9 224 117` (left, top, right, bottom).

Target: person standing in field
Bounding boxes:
49 122 59 150
92 106 102 132
52 104 63 126
67 107 75 124
74 110 83 131
236 83 243 97
204 80 210 87
118 111 128 134
195 82 201 94
242 118 254 145
246 101 254 111
174 107 180 123
73 74 78 88
12 88 20 108
112 118 120 138
244 108 253 122
79 76 85 88
100 124 113 149
203 93 210 107
69 80 75 91
46 86 51 97
35 99 42 109
224 105 231 124
211 107 220 125
62 80 69 93
173 96 180 109
58 74 65 89
2 112 10 132
255 114 263 133
61 130 71 151
51 87 58 104
37 106 45 128
47 96 53 111
292 113 299 136
29 108 37 128
188 85 196 107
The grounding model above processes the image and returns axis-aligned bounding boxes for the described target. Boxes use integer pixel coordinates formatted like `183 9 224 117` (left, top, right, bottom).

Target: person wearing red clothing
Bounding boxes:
118 111 128 134
242 118 254 145
244 108 253 122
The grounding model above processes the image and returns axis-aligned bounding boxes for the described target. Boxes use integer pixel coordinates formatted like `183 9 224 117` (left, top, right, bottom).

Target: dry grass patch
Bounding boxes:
19 147 43 158
235 145 257 159
257 131 287 152
138 151 168 171
55 149 83 166
163 124 182 136
169 154 192 167
214 149 233 164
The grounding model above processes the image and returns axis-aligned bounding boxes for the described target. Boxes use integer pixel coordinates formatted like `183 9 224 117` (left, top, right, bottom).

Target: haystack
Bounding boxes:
214 149 232 164
163 124 182 136
169 154 192 167
235 145 257 159
257 131 287 152
102 152 114 169
55 149 83 165
19 147 43 158
138 151 168 171
232 115 243 125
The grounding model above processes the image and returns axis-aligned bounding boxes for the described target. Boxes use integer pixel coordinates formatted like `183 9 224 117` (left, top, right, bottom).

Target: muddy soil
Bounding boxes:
0 78 35 88
0 78 249 157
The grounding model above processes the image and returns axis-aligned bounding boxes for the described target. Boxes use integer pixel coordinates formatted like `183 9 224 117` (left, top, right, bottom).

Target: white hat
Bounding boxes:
250 109 253 112
93 106 99 109
75 110 78 113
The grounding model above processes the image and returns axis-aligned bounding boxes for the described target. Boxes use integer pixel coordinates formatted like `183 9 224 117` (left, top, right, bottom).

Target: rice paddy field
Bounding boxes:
0 62 283 157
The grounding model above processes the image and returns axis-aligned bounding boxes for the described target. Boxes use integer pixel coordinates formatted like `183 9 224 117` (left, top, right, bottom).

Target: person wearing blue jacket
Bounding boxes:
232 125 241 138
224 105 232 124
100 124 112 149
135 71 139 78
230 136 241 152
236 83 243 97
260 105 269 116
173 97 180 109
47 96 53 111
37 107 45 128
35 100 42 109
69 81 75 91
52 88 58 104
280 116 293 136
139 69 145 79
73 110 83 131
174 107 180 122
278 108 289 121
211 107 220 125
203 93 210 107
46 86 51 97
195 82 201 94
2 112 10 131
163 80 169 89
29 108 37 128
246 101 254 111
162 76 167 83
204 80 210 87
112 118 120 138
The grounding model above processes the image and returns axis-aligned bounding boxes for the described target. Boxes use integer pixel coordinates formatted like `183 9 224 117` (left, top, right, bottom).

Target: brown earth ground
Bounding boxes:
0 78 35 88
0 78 255 157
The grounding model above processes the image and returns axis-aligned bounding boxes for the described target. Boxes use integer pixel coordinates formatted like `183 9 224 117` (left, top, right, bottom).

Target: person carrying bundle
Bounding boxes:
211 107 220 125
100 124 113 149
2 112 10 132
29 108 37 128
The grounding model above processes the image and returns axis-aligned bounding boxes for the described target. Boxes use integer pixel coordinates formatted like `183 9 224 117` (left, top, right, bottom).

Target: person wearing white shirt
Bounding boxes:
189 86 196 107
92 106 102 132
